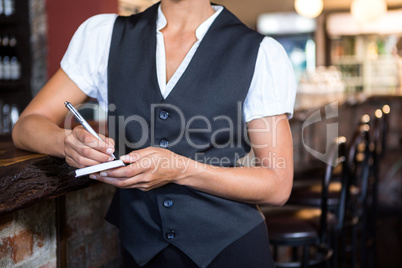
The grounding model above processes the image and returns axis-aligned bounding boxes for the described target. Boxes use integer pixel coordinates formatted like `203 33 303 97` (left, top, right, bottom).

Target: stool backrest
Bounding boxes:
346 119 371 213
372 105 390 163
319 136 347 243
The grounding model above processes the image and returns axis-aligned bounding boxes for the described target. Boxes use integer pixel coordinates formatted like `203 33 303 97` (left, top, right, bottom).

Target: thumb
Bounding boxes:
119 148 156 163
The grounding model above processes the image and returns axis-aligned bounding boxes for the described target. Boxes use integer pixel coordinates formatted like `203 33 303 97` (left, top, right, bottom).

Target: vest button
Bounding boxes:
160 139 169 148
159 110 169 120
166 230 176 239
163 200 174 208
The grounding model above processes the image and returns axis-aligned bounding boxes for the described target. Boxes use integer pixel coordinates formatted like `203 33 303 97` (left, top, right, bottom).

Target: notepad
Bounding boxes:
75 160 125 177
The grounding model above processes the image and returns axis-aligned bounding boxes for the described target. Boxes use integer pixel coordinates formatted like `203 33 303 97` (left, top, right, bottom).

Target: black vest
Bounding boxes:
106 3 265 267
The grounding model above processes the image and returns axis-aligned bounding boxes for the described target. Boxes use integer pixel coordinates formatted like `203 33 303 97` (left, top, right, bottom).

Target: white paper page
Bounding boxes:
75 160 125 177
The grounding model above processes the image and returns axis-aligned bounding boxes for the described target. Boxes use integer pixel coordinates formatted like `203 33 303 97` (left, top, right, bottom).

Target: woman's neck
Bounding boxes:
160 0 214 33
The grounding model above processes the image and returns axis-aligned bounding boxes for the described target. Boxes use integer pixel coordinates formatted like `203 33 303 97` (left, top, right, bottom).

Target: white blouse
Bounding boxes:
61 5 297 122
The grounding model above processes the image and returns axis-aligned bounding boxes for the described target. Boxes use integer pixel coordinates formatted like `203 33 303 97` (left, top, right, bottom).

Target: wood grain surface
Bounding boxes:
0 135 95 215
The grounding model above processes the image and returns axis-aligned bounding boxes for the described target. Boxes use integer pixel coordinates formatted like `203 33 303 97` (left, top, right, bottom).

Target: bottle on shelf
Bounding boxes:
0 36 3 80
0 100 3 133
2 103 11 133
10 55 20 80
2 55 10 80
0 0 4 16
1 35 11 80
10 104 19 128
9 35 20 80
0 35 20 81
0 0 30 121
0 103 19 134
4 0 15 17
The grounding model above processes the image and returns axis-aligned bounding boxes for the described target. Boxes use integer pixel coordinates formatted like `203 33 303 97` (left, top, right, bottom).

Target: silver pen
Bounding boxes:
64 101 116 159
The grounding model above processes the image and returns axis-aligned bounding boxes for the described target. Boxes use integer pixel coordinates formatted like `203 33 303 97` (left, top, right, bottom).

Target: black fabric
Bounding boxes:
106 2 266 268
121 223 275 268
108 2 261 163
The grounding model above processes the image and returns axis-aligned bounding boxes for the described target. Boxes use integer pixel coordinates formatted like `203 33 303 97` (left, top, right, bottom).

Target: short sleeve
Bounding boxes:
243 37 297 122
60 14 117 109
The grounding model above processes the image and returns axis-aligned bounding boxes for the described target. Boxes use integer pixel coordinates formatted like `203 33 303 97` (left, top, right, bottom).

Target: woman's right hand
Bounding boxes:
13 68 98 159
64 125 116 168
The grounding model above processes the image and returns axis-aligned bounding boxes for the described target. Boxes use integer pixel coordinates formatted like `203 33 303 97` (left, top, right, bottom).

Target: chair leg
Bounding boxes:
292 247 298 261
273 246 278 262
331 232 338 268
302 245 309 268
339 228 346 267
361 207 369 268
368 171 379 268
351 224 357 268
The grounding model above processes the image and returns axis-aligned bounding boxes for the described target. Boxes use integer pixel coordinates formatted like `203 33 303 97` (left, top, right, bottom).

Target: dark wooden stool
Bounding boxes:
261 137 348 267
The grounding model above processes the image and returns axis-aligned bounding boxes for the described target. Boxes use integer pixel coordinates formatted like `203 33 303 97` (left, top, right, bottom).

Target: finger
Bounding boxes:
89 174 139 189
66 156 102 169
65 133 114 164
66 155 82 168
73 126 115 155
120 148 158 163
65 135 113 162
98 162 147 178
90 173 164 190
64 144 109 167
138 180 168 190
98 133 115 148
128 179 169 191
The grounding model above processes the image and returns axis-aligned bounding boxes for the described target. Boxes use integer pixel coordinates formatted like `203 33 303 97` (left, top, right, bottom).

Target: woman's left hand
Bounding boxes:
90 147 190 191
88 114 293 205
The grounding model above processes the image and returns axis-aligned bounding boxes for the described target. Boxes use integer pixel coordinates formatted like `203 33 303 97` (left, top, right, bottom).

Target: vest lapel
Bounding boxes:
161 8 240 104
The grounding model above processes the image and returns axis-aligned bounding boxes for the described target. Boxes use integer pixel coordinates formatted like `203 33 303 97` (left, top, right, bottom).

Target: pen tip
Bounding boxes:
64 101 69 106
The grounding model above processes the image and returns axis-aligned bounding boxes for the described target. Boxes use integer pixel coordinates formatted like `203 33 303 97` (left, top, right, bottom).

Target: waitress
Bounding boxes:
12 0 296 267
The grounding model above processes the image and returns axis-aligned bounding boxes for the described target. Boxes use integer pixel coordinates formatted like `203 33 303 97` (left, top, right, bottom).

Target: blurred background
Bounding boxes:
2 0 402 113
0 0 401 267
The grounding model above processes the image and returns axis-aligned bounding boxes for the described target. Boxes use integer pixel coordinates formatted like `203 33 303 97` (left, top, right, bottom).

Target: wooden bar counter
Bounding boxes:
0 135 95 215
0 128 120 267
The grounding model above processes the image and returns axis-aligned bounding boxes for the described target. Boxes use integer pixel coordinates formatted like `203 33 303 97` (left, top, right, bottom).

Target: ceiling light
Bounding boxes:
294 0 324 19
351 0 387 23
